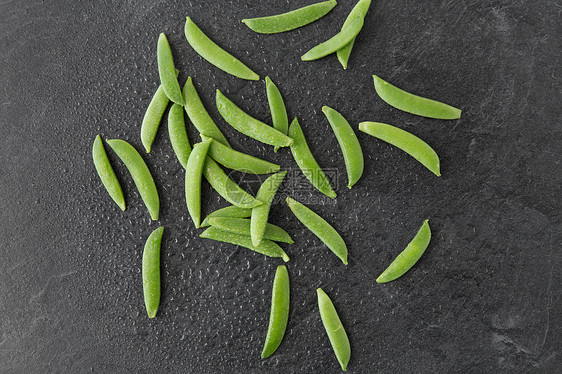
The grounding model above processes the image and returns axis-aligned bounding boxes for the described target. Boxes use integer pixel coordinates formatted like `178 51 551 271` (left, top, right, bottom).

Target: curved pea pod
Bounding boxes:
265 77 289 153
157 33 184 105
301 15 364 61
317 288 350 371
251 171 287 247
372 75 462 119
185 139 212 228
92 135 126 211
106 139 160 220
288 118 336 199
208 217 293 244
358 122 441 177
242 0 337 34
142 226 164 318
182 77 231 147
322 106 364 188
261 265 290 359
336 0 372 69
200 226 289 262
201 205 253 227
184 17 259 81
377 219 431 283
216 90 294 148
286 197 347 264
168 103 192 168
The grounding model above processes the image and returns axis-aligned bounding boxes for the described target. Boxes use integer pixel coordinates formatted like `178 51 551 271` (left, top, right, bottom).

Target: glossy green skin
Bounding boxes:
200 226 289 261
373 75 462 119
106 139 160 220
265 77 289 152
202 135 280 174
242 0 337 34
377 219 431 283
336 0 371 69
286 197 347 264
288 118 337 199
262 265 290 359
359 122 441 177
251 171 287 247
92 135 126 211
317 288 350 371
183 77 231 147
168 103 192 168
322 106 364 188
185 139 212 228
208 217 294 244
301 15 363 61
203 157 263 208
157 33 184 106
142 226 164 318
184 17 259 81
200 205 252 227
216 90 293 147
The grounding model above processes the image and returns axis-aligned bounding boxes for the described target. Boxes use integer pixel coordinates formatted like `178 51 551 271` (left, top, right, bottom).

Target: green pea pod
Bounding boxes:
201 205 253 227
322 106 364 188
208 217 294 244
301 15 364 61
251 171 287 247
358 122 441 177
92 135 126 211
168 103 192 168
286 197 347 264
261 265 290 359
203 157 263 208
265 77 289 153
182 77 231 147
106 139 160 220
336 0 372 69
373 75 462 119
142 226 164 318
185 139 212 228
184 17 259 81
317 288 350 371
288 118 336 199
202 135 280 174
200 226 289 262
242 0 337 34
157 33 184 106
377 219 431 283
216 90 294 147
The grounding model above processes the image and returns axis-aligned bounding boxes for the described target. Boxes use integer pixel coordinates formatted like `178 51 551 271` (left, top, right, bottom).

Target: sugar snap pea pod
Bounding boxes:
373 75 462 119
208 217 294 244
182 78 231 147
288 118 336 199
203 157 263 208
262 265 290 359
358 122 441 176
185 139 212 228
301 15 364 61
200 227 289 262
377 219 431 283
142 226 164 318
201 205 252 227
92 135 126 211
242 0 337 34
141 69 179 153
322 106 364 188
216 90 294 147
157 33 184 105
168 103 192 168
106 139 160 220
286 197 347 264
201 135 280 174
184 17 259 81
336 0 371 69
265 77 289 153
317 288 350 371
251 171 287 247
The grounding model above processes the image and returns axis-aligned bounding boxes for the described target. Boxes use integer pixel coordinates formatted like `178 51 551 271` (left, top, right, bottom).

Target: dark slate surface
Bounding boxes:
1 0 560 373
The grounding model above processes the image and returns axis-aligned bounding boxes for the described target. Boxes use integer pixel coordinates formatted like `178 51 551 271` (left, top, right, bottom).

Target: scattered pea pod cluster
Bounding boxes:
91 2 462 371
